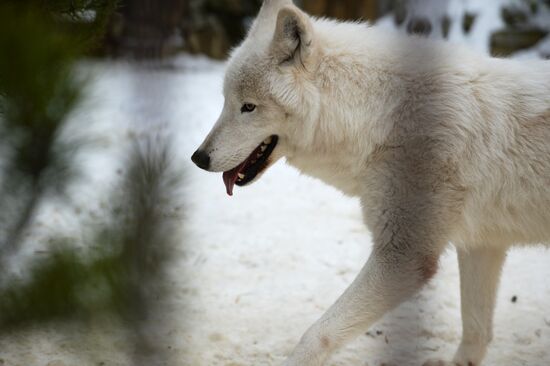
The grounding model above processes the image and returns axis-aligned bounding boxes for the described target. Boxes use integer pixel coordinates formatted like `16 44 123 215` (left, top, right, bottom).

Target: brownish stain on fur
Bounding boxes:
420 256 438 281
320 336 330 349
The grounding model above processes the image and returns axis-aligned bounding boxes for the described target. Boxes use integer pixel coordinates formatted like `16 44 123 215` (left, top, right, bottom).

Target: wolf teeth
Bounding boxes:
263 137 272 144
238 173 245 179
260 145 267 152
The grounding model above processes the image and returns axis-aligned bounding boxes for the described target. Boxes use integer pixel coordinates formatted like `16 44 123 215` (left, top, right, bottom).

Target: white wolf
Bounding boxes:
191 1 550 365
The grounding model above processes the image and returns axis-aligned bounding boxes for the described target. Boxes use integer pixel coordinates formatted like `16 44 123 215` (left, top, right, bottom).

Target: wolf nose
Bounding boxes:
191 149 210 170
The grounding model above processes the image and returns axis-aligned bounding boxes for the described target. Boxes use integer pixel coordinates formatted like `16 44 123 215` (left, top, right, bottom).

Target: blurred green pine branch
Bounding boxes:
0 139 182 334
0 2 181 364
0 0 118 256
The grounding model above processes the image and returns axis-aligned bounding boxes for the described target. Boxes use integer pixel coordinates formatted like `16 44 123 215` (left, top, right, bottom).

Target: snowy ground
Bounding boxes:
2 3 550 365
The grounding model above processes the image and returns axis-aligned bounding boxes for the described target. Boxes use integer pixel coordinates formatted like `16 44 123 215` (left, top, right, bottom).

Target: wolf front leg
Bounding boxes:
283 213 446 366
424 247 507 366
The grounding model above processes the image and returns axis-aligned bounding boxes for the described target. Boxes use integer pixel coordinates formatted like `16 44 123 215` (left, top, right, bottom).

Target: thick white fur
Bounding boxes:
194 1 550 365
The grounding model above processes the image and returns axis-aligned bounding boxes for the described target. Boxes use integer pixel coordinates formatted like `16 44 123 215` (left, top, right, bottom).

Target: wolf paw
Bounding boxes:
422 359 475 366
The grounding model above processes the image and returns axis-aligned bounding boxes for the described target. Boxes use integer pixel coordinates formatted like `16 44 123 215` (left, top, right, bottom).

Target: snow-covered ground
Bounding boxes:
2 2 550 365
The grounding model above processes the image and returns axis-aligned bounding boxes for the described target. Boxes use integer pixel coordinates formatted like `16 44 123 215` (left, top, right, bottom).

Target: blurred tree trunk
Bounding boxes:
302 0 379 21
116 0 186 58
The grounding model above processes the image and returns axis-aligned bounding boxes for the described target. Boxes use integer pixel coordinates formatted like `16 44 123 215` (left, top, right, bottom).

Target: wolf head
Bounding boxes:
191 0 321 196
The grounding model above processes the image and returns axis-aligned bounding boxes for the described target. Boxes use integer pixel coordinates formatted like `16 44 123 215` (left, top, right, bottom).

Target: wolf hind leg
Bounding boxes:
424 246 507 366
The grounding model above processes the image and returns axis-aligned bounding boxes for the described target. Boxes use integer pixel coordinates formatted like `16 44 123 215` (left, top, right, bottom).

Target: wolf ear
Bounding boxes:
271 6 313 65
248 0 292 39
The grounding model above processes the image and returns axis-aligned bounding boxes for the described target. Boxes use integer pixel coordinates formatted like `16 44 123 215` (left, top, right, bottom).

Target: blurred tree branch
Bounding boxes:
0 1 182 364
0 0 117 261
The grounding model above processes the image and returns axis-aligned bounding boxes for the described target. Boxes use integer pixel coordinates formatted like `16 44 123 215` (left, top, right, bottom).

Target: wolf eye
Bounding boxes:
241 103 256 113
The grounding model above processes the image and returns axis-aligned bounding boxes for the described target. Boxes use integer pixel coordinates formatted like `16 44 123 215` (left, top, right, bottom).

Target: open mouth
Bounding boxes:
222 135 278 196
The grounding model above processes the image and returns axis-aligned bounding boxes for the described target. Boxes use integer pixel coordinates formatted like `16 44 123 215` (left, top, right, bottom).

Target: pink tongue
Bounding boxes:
222 162 246 196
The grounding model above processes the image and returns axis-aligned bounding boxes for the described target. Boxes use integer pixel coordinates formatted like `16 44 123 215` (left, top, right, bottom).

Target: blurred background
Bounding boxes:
0 1 549 366
110 0 550 58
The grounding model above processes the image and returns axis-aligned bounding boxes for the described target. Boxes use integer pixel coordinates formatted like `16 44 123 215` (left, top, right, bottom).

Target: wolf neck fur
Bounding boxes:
284 22 407 196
